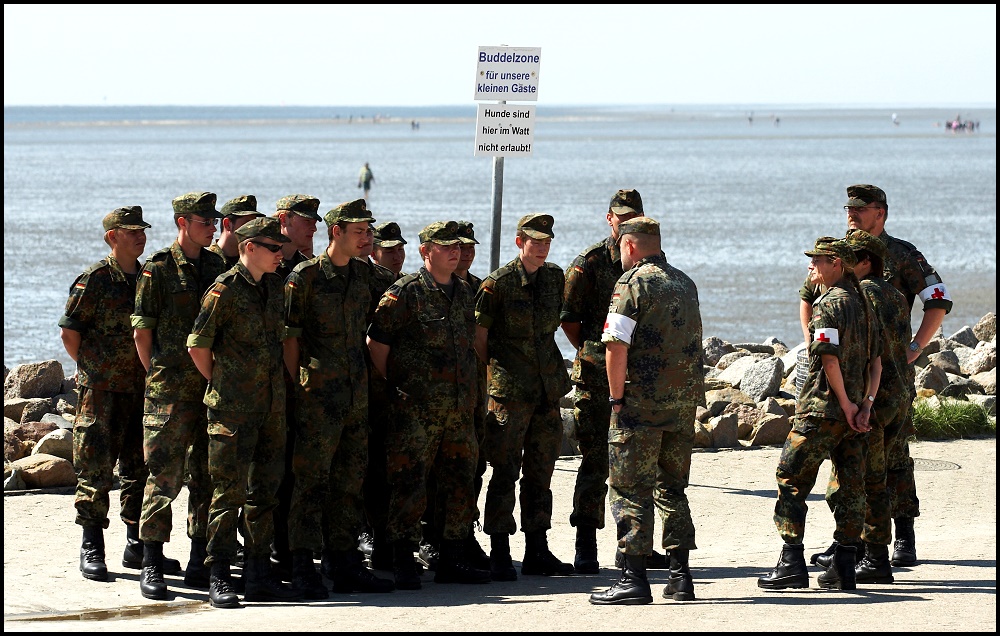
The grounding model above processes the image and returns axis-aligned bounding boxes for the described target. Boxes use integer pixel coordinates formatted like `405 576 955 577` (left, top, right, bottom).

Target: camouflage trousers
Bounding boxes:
607 416 697 555
205 409 286 565
483 397 562 536
289 397 368 554
886 402 920 519
570 387 611 529
363 376 391 535
139 398 210 543
775 416 868 544
387 405 477 545
73 386 146 529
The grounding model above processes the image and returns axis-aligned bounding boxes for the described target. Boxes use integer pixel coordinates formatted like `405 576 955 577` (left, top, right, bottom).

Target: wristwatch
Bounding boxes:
909 341 923 353
866 395 876 403
608 396 625 406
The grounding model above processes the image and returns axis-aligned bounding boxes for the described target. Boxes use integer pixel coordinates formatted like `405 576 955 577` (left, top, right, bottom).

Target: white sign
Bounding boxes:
474 46 541 101
474 104 536 157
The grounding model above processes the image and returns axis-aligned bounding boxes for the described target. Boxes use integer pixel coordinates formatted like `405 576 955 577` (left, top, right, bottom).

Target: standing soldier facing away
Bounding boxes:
60 206 176 581
132 192 226 600
589 217 704 605
474 213 575 581
187 217 302 608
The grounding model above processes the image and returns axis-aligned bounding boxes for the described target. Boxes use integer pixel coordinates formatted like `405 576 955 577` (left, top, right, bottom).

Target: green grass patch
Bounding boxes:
912 399 996 439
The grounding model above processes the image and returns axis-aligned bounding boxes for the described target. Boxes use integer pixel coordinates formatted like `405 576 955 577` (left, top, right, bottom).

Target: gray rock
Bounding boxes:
962 341 996 376
704 387 756 409
949 326 980 349
722 403 759 439
779 343 806 379
32 428 73 462
967 394 996 417
62 376 78 395
915 365 949 394
716 351 750 371
928 350 963 376
4 360 65 400
717 356 757 387
940 376 982 398
971 368 996 395
702 337 735 367
4 467 27 491
41 413 74 429
749 413 791 447
20 398 55 424
693 420 713 449
8 453 76 489
759 397 787 417
560 408 580 457
4 398 32 422
763 337 790 357
741 358 784 402
695 405 710 423
5 426 25 462
708 413 740 449
731 343 775 355
973 312 996 343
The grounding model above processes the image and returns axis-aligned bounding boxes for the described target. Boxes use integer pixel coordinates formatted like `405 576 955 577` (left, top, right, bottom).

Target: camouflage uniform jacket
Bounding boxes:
562 235 625 389
799 231 952 314
59 255 145 394
860 276 915 401
475 257 572 404
275 250 311 284
131 242 227 401
186 263 286 413
207 242 238 270
798 280 881 422
284 251 376 407
601 254 704 428
368 267 477 408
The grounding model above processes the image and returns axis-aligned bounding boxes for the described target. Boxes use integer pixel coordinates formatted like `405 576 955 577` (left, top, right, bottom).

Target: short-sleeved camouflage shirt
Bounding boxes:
860 276 914 401
562 236 625 389
601 254 704 429
799 230 952 314
131 242 227 401
284 252 376 407
186 263 286 413
59 255 145 394
798 280 881 421
368 268 478 408
475 257 571 404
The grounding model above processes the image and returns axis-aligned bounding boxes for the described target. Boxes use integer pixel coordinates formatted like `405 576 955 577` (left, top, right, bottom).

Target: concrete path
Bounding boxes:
4 438 996 632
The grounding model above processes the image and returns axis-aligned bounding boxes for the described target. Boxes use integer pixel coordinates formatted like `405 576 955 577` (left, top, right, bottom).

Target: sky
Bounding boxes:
4 4 996 108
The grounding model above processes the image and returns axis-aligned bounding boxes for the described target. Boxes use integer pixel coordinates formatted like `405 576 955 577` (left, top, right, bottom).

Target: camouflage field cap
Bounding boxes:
418 220 462 245
324 198 375 226
805 236 858 269
276 194 322 221
455 220 479 245
609 189 644 216
221 194 264 218
845 184 887 208
844 228 887 260
373 221 407 247
103 206 151 231
235 216 292 243
172 191 222 218
517 213 555 239
618 216 660 238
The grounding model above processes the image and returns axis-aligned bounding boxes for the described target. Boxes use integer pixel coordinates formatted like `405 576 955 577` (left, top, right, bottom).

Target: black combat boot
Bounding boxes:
856 542 894 583
122 524 181 574
370 528 394 571
270 541 294 583
891 517 917 567
464 524 491 571
208 560 241 609
358 527 375 557
434 540 491 584
417 539 440 572
817 543 858 590
811 540 861 569
589 554 653 605
139 541 168 600
184 537 210 588
392 541 422 590
331 549 395 594
615 548 669 569
79 525 108 582
757 543 810 589
521 530 575 576
243 556 303 602
662 548 695 601
489 534 517 582
573 525 600 575
291 549 329 600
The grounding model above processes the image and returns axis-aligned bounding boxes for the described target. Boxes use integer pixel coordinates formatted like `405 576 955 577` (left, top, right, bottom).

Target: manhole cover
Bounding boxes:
913 458 961 471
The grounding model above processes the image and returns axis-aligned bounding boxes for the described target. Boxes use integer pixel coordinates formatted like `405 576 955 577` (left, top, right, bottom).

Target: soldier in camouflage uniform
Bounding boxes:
561 189 667 575
798 184 952 567
474 213 575 581
589 217 705 606
270 193 322 579
207 194 264 269
283 198 394 597
368 221 491 589
60 206 167 582
187 217 301 608
760 237 880 592
132 192 226 599
371 221 408 277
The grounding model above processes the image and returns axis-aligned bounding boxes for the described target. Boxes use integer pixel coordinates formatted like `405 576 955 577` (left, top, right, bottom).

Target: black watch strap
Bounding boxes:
609 396 624 406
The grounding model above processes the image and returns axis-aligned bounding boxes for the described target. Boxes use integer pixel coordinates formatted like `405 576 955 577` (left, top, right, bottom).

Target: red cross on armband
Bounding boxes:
931 287 946 300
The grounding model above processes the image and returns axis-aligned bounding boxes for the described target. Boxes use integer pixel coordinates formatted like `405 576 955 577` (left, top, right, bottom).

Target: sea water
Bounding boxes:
4 105 996 371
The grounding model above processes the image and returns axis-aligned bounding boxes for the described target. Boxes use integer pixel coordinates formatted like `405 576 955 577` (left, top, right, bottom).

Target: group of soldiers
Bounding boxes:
60 182 949 609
